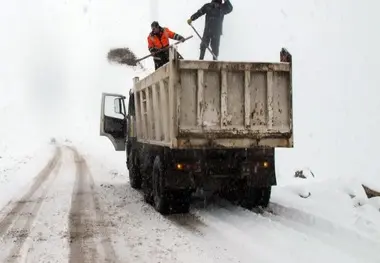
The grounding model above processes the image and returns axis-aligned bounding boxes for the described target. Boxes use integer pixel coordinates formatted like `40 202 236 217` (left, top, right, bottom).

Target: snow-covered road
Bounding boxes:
0 143 379 263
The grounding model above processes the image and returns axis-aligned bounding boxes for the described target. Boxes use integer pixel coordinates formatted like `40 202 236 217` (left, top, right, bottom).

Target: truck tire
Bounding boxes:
142 179 153 205
152 156 171 214
128 151 142 189
139 153 154 204
152 156 191 215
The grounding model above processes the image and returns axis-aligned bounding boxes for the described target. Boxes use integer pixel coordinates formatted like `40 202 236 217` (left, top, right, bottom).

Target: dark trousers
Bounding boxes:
153 49 184 70
200 31 220 60
153 49 169 70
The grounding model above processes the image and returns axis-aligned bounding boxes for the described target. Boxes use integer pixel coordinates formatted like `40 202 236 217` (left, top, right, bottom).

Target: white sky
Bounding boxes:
0 0 379 183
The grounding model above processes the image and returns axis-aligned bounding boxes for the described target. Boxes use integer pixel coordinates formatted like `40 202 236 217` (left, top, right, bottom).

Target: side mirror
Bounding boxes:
114 98 125 116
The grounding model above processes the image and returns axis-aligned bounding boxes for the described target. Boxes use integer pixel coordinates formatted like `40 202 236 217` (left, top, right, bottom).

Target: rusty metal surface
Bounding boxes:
178 129 292 138
134 64 170 92
179 60 291 72
178 64 292 148
133 46 293 149
176 137 292 149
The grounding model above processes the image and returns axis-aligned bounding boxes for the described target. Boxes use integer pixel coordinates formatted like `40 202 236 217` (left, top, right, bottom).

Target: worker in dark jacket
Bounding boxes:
148 21 186 70
280 48 292 63
187 0 233 60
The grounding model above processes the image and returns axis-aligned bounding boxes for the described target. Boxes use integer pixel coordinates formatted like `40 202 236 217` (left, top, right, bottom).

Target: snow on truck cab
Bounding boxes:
100 46 293 215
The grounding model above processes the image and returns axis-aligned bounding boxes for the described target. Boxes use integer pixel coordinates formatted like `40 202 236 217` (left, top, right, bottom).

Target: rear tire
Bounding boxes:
141 155 154 204
128 151 142 189
152 156 170 214
152 156 191 215
142 172 153 205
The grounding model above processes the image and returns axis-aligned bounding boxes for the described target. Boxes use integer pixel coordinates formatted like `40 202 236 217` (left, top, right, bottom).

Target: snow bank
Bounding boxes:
0 143 55 210
271 178 380 242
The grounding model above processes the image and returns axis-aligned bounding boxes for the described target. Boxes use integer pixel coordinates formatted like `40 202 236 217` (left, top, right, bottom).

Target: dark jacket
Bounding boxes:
190 0 233 36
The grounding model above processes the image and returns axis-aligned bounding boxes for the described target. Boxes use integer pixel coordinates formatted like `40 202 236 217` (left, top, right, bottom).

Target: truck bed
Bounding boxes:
133 57 293 149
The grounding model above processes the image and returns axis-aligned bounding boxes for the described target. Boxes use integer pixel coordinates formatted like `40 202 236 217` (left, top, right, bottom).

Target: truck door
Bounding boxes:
100 93 127 151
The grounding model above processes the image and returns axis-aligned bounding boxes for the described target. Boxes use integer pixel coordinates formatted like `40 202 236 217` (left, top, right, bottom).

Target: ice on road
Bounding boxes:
0 142 379 263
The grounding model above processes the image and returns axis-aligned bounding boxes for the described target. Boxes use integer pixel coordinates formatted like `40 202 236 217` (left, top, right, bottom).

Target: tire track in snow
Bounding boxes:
67 146 119 263
176 197 377 263
268 202 380 244
191 204 359 263
0 147 62 234
265 202 380 262
166 212 207 237
210 201 380 263
0 147 62 262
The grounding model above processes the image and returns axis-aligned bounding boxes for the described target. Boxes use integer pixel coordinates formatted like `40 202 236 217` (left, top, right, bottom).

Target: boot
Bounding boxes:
199 48 206 60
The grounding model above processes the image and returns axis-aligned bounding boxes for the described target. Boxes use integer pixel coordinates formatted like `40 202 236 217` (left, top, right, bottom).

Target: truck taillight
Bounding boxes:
174 163 200 171
175 163 184 170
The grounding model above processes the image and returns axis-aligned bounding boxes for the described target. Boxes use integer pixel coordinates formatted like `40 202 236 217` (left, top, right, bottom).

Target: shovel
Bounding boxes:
108 35 193 67
189 24 217 60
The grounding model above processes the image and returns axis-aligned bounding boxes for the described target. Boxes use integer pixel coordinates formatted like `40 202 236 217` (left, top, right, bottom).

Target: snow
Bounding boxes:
271 179 380 241
367 197 380 211
0 139 380 262
0 141 55 210
71 144 380 262
1 0 380 262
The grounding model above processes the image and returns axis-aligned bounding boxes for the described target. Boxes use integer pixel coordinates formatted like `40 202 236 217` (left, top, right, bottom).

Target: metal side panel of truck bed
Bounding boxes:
133 48 293 149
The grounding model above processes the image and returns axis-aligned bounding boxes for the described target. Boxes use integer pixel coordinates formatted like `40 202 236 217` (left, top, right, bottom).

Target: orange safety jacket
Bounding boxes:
147 27 182 52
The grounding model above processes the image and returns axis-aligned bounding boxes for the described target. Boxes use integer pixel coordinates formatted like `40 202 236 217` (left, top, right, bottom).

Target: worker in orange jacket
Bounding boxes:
148 21 186 70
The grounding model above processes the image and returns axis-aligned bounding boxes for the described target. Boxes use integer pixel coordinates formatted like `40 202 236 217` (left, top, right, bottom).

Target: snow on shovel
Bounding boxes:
107 47 145 69
107 35 193 68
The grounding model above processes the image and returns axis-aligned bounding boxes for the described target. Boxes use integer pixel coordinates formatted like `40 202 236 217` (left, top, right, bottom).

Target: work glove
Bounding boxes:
179 36 186 42
187 18 192 25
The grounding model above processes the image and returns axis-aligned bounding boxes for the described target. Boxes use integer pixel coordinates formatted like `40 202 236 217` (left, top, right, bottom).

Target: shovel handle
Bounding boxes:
189 24 217 60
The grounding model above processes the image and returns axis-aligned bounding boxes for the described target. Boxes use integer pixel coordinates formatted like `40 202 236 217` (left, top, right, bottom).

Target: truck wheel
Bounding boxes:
128 151 142 189
152 156 171 215
142 173 153 205
141 155 154 204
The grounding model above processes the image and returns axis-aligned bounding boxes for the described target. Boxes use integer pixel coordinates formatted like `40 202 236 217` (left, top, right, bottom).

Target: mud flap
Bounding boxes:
243 162 277 188
164 171 196 191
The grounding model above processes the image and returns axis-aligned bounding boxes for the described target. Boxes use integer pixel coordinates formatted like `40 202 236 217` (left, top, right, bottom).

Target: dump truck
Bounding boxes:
100 47 293 215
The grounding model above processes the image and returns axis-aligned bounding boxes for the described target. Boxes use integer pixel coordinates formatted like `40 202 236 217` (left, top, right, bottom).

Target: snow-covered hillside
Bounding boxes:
1 0 380 262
